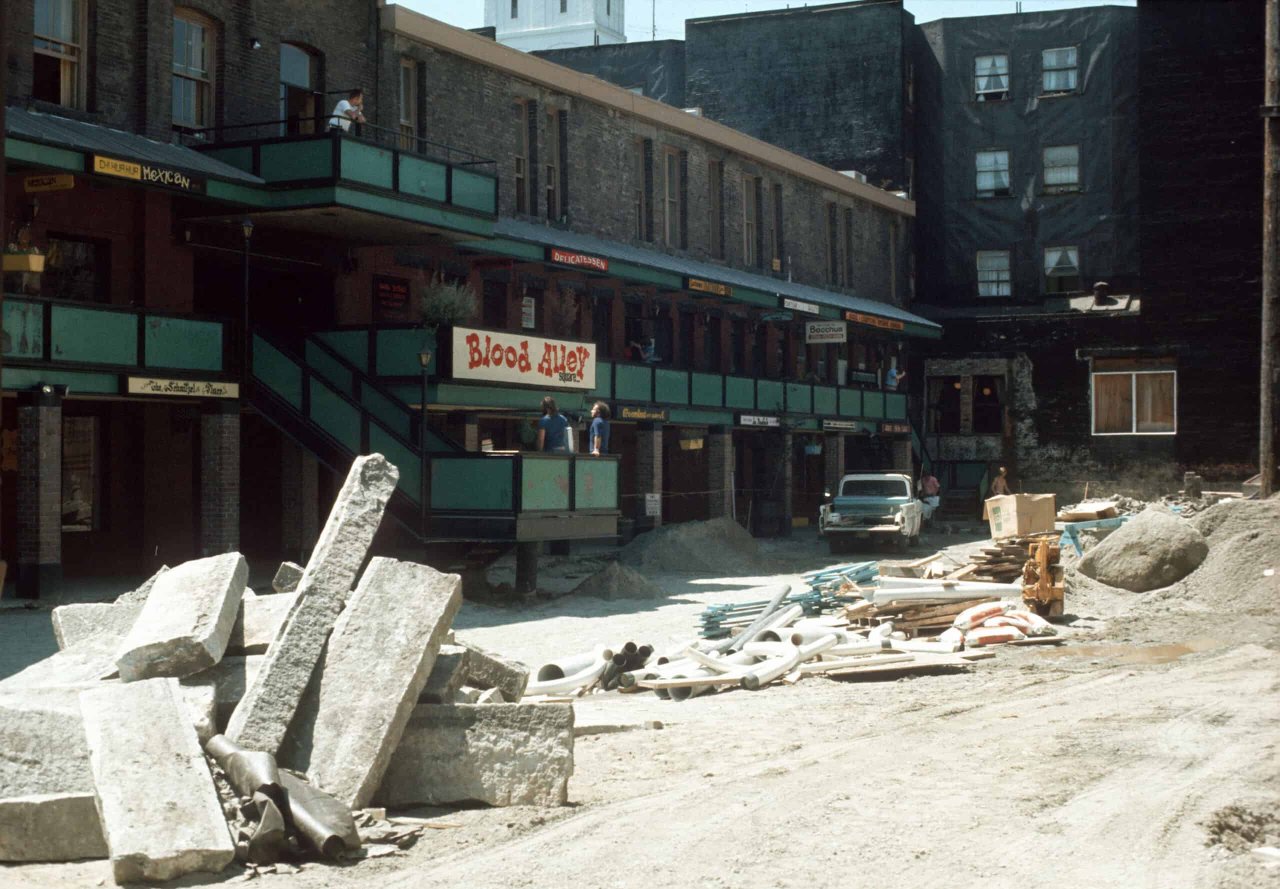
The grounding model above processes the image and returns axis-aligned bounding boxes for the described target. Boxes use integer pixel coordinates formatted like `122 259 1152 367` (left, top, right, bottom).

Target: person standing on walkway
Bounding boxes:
537 396 571 453
589 401 611 456
990 466 1011 496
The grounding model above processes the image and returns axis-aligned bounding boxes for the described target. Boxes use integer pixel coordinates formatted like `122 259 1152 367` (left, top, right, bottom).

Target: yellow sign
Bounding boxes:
91 155 204 192
127 377 240 399
844 311 905 332
24 174 75 193
93 155 142 180
687 277 733 297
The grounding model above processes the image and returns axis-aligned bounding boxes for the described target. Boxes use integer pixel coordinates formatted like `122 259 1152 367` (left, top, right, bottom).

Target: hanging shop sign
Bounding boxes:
879 421 911 435
372 275 410 322
521 296 537 329
24 174 75 193
686 277 733 297
452 327 596 390
759 311 793 323
738 414 781 428
845 311 905 332
781 297 820 315
822 419 860 432
91 155 206 193
548 247 610 273
805 320 847 344
619 406 668 422
127 377 239 398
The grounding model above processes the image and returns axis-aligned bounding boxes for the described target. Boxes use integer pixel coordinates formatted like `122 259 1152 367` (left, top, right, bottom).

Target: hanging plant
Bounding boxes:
416 276 477 330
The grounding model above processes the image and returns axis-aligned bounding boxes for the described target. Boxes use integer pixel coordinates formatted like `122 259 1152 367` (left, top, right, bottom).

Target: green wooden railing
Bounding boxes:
429 451 620 514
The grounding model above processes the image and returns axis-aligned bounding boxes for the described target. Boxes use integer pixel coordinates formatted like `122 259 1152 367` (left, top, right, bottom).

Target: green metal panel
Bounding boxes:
785 383 811 414
589 361 612 399
574 457 618 510
253 337 302 409
813 386 837 416
725 376 754 409
361 386 411 440
306 340 354 395
6 138 85 171
430 383 587 411
691 372 722 407
376 328 433 377
863 390 886 419
839 388 862 417
452 169 497 213
51 306 135 365
369 424 419 502
431 457 514 510
522 456 570 511
885 392 907 420
3 300 43 360
205 180 270 207
456 236 545 262
309 379 361 454
792 418 820 430
398 155 448 202
654 368 688 405
731 287 779 308
607 261 683 290
340 140 394 190
757 380 785 412
260 140 333 182
614 364 651 402
2 367 117 393
316 330 369 372
333 187 493 237
200 146 254 175
145 316 222 371
668 407 734 425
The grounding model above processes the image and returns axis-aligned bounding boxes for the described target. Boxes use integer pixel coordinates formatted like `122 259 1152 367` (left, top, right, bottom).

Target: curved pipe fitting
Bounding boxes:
535 646 614 682
525 654 609 696
740 635 839 691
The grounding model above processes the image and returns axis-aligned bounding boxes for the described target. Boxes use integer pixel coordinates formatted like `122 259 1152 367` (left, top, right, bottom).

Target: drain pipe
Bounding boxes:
526 646 612 696
707 585 792 654
535 646 615 682
740 635 839 691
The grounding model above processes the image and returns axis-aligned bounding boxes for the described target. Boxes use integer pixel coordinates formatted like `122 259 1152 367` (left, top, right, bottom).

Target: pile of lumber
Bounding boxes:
845 596 999 638
943 532 1062 583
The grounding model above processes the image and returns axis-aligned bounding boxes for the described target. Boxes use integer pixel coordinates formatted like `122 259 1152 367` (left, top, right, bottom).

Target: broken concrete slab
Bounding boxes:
226 454 399 756
0 637 119 690
419 645 469 704
458 638 530 702
376 703 574 808
296 558 462 809
80 678 235 882
0 688 106 862
52 601 141 651
116 552 248 682
113 565 169 606
272 561 304 593
181 655 263 731
230 591 298 655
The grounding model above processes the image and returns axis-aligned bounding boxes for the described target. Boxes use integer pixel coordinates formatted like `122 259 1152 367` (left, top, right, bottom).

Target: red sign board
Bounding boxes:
549 247 610 273
845 311 905 331
373 275 411 322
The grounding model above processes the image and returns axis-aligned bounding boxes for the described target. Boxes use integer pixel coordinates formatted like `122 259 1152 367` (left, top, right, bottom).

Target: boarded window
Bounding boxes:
1092 370 1176 435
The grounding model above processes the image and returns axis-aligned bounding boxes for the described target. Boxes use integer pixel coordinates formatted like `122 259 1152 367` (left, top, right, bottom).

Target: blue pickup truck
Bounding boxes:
817 472 924 554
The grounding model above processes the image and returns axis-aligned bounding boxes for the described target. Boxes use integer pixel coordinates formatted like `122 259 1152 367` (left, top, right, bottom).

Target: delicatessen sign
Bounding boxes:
452 327 596 390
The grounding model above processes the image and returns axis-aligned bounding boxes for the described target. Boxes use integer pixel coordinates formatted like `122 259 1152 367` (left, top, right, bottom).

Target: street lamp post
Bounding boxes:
418 347 433 533
241 219 254 383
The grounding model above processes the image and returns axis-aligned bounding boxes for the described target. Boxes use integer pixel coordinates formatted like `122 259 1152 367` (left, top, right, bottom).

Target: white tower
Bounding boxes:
484 0 626 52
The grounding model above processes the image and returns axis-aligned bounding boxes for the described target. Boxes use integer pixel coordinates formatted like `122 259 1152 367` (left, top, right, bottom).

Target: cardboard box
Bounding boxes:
983 494 1057 540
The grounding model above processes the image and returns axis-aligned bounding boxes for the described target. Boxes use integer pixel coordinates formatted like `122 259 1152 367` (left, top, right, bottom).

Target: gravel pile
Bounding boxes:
569 562 670 601
619 517 766 576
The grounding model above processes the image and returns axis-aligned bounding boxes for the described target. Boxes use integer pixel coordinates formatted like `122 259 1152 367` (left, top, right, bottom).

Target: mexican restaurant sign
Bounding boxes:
453 327 597 390
91 155 206 193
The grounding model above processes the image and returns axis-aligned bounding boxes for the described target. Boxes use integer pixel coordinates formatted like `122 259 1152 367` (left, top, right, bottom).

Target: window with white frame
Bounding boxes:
977 250 1011 297
1043 144 1079 193
1042 46 1078 94
399 59 417 150
976 150 1010 197
1044 245 1081 294
974 54 1009 101
173 11 214 130
34 0 87 109
1092 365 1176 435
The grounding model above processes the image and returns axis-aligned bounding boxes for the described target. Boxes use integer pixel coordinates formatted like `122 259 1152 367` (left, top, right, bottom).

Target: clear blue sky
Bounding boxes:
398 1 1135 42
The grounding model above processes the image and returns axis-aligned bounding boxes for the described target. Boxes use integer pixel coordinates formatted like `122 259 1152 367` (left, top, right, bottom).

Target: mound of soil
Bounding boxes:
569 562 670 601
619 517 765 576
1078 506 1208 592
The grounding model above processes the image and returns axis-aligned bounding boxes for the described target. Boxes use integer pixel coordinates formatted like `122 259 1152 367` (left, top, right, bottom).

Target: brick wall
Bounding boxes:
16 389 61 597
633 421 662 528
823 433 846 494
707 425 733 519
199 402 240 556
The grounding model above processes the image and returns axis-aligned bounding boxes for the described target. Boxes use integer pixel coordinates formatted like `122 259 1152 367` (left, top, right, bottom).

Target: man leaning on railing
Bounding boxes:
328 88 366 132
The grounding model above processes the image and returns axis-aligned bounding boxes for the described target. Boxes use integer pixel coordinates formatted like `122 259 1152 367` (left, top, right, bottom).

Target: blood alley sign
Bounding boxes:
452 327 597 390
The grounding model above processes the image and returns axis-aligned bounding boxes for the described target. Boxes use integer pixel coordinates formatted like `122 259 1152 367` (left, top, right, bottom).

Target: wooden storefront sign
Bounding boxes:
127 377 239 398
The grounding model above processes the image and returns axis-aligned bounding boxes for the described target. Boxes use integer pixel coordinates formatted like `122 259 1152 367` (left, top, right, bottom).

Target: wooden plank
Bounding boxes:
637 674 744 691
942 564 978 581
826 652 986 678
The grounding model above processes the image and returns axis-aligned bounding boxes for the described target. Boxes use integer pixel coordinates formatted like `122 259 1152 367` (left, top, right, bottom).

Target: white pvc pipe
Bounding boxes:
801 653 916 674
866 583 1018 605
523 658 607 697
684 648 756 675
734 604 803 648
787 627 853 646
741 641 795 658
535 646 615 682
667 669 719 702
825 639 892 657
740 635 839 691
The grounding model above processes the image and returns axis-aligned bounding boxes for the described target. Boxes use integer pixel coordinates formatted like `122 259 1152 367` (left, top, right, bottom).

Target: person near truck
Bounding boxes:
918 470 941 520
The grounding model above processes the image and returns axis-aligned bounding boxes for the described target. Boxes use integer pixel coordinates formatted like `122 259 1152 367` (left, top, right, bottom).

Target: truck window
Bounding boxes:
840 479 910 498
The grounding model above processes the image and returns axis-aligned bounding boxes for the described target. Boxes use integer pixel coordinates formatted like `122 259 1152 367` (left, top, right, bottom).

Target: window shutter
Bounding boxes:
558 110 569 220
527 99 539 217
679 150 689 250
754 178 764 269
643 138 654 242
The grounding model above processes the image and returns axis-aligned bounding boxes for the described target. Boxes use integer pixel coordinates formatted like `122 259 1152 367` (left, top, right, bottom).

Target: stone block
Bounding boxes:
376 703 574 808
113 565 169 606
80 679 235 882
230 591 298 655
294 558 462 809
0 795 106 862
0 639 119 690
419 645 470 703
226 454 398 756
116 553 248 682
458 639 530 701
181 656 264 731
52 602 141 651
272 561 304 593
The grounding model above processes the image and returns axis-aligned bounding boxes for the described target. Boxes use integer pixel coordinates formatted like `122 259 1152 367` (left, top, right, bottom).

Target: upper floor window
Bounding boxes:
663 148 681 246
511 0 519 18
825 203 839 285
34 0 87 109
634 140 650 240
546 109 561 221
1044 246 1081 294
560 0 568 11
280 43 320 134
976 150 1010 197
1042 47 1078 94
1043 144 1080 193
399 59 418 150
514 101 531 215
173 12 214 131
743 176 759 267
974 54 1009 102
708 160 725 259
977 250 1011 297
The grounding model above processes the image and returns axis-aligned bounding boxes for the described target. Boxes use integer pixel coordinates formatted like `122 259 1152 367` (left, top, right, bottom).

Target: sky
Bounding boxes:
397 0 1136 42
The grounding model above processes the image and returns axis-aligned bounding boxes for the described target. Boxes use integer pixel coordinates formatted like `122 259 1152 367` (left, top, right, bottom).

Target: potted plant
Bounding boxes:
3 243 44 274
415 276 478 375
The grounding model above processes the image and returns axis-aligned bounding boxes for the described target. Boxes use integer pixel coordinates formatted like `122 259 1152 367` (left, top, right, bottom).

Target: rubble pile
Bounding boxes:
619 516 767 576
0 454 561 883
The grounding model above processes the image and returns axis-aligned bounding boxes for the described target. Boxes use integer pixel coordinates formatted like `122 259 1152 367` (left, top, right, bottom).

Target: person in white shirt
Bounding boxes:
328 88 366 132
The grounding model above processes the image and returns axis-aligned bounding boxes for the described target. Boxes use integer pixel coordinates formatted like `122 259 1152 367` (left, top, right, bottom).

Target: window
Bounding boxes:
977 250 1011 297
974 53 1009 101
1092 367 1176 435
511 0 519 18
62 417 99 532
173 12 214 130
45 235 109 303
843 207 855 287
663 148 681 246
1043 145 1079 193
825 203 839 285
709 160 725 259
972 376 1004 434
1044 246 1081 294
927 377 963 433
743 176 758 267
560 0 568 11
399 59 418 150
514 102 530 214
771 182 784 271
34 0 87 109
279 43 319 134
634 140 650 240
545 110 560 221
1043 46 1078 94
976 150 1010 197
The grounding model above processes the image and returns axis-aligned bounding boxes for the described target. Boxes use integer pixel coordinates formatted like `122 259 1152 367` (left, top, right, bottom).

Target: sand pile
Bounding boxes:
1078 506 1209 592
569 562 669 601
1193 497 1280 542
619 517 765 576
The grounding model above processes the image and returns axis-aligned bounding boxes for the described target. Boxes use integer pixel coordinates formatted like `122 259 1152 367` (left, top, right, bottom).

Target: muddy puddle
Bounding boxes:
1029 637 1227 665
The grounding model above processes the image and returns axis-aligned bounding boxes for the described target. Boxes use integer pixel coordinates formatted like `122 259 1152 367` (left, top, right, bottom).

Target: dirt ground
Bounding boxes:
3 523 1279 889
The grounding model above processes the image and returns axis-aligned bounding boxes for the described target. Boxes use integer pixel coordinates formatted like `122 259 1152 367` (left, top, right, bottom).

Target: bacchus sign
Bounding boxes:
452 327 597 391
